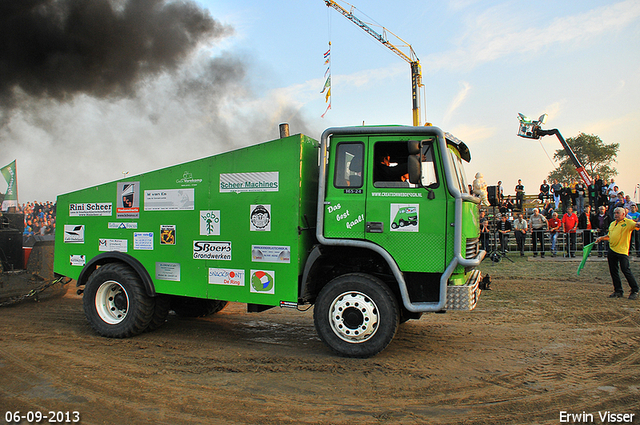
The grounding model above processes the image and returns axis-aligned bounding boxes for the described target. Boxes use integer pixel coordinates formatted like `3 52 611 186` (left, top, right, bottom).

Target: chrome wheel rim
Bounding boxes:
95 280 129 324
328 291 379 343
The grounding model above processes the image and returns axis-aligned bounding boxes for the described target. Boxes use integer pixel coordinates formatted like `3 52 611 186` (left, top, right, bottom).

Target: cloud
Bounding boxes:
542 101 564 120
581 111 640 135
335 63 405 89
427 0 640 70
448 123 496 145
443 81 471 125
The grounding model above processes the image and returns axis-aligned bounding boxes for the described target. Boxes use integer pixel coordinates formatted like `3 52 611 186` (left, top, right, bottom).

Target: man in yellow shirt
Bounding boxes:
596 207 640 299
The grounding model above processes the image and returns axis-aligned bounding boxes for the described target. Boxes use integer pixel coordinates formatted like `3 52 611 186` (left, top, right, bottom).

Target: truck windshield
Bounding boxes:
447 146 469 194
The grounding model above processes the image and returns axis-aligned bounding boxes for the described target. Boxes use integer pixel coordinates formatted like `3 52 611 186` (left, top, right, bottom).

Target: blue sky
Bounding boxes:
2 0 639 202
203 0 640 196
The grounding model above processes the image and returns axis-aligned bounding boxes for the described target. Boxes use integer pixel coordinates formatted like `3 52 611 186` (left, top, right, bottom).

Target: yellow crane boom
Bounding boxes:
325 0 424 126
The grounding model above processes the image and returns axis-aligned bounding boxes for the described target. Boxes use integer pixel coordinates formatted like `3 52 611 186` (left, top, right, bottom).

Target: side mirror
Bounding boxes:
408 155 421 184
408 140 420 155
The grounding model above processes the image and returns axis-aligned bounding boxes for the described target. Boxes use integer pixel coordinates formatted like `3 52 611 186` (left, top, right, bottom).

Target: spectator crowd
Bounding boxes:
478 176 640 259
17 201 56 240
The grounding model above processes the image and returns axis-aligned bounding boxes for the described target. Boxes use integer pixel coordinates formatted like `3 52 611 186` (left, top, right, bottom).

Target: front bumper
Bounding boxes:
445 269 481 311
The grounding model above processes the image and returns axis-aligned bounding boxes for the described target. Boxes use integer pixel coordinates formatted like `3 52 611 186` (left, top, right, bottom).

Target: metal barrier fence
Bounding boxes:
481 228 640 258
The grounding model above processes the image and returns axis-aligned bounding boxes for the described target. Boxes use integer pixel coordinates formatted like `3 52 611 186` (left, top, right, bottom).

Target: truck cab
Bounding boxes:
304 126 484 356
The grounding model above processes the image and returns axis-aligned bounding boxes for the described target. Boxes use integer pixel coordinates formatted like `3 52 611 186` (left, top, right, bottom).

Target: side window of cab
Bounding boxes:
420 140 439 188
373 141 409 188
334 142 364 188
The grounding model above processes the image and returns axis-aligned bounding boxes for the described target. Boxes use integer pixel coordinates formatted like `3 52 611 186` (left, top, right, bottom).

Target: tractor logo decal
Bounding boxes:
390 204 419 232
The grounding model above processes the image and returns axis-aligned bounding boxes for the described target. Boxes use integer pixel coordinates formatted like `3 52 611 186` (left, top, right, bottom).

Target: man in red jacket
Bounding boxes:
562 206 579 257
548 212 562 257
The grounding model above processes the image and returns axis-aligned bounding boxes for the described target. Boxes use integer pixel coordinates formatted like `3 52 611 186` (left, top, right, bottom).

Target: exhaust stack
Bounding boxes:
279 123 290 139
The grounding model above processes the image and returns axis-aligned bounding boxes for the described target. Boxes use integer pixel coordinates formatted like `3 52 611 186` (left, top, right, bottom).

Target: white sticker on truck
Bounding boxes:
156 262 180 281
193 241 232 260
220 172 279 193
133 232 154 250
63 225 84 243
251 245 290 263
69 203 112 217
208 268 245 286
250 270 275 294
144 189 194 211
99 239 128 252
200 210 221 236
250 205 271 231
70 255 86 266
108 222 138 229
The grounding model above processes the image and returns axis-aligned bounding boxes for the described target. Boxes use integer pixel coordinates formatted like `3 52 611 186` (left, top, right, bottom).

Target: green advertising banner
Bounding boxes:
1 160 17 211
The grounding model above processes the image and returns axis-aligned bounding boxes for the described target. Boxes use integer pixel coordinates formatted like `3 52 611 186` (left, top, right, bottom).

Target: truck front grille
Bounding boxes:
465 238 479 273
465 238 479 259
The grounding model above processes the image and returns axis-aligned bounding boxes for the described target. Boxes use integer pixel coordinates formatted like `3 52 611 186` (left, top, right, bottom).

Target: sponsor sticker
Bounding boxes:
69 203 112 217
390 204 419 232
144 189 194 211
200 210 221 236
117 182 140 219
99 238 128 252
63 225 84 243
208 268 245 286
133 232 154 250
251 245 291 263
250 205 271 231
193 241 232 260
108 222 138 229
70 255 86 266
371 192 423 198
220 172 279 193
156 262 180 281
176 171 202 187
160 225 176 245
250 270 275 294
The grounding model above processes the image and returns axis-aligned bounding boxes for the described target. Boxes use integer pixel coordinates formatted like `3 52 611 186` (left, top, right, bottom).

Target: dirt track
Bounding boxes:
1 256 639 425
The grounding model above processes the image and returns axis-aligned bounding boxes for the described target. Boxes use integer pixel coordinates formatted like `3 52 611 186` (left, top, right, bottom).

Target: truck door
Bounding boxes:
365 137 448 273
323 140 367 240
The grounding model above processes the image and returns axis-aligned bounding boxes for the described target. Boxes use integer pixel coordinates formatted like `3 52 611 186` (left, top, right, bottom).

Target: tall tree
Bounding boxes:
547 133 618 183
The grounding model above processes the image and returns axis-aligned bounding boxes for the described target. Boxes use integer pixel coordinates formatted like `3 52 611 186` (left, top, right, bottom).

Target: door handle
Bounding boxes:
366 222 384 233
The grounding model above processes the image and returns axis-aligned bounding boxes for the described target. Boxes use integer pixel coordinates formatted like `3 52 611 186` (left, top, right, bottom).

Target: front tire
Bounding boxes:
83 263 155 338
314 273 399 358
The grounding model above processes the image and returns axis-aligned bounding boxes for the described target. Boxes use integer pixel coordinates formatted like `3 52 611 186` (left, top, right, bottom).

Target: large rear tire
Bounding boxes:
83 263 155 338
314 273 399 358
146 294 172 332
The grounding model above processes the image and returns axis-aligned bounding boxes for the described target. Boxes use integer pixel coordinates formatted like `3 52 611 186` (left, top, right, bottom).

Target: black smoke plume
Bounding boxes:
0 0 315 201
0 0 230 105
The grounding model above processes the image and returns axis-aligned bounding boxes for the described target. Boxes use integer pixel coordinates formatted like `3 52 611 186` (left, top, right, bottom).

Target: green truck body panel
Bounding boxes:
54 134 319 306
55 125 483 318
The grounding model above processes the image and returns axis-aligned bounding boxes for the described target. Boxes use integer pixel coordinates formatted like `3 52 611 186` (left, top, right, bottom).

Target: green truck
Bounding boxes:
54 125 485 357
